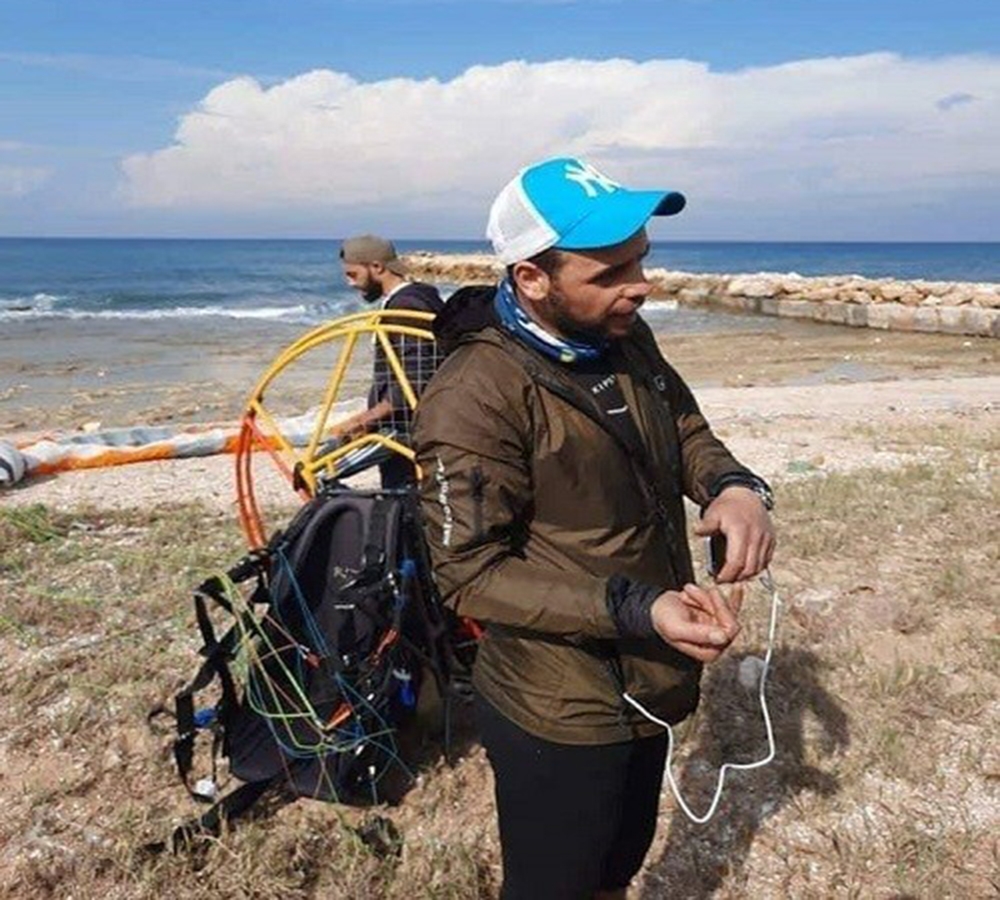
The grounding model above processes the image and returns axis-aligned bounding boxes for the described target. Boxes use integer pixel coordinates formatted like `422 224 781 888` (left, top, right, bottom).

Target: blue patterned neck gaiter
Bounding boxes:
493 278 607 364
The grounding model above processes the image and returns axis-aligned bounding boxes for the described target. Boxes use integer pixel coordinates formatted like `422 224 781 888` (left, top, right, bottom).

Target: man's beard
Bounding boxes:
549 286 614 343
361 282 383 304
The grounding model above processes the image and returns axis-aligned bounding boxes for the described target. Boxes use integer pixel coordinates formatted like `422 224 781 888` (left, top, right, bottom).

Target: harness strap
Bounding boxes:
139 778 280 856
171 558 270 801
361 496 392 576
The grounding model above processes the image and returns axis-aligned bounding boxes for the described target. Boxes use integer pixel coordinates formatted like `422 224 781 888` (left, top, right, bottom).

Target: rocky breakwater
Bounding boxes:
654 270 1000 338
404 252 1000 338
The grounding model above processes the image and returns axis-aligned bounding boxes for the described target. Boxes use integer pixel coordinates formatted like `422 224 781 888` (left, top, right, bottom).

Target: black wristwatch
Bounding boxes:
708 472 775 511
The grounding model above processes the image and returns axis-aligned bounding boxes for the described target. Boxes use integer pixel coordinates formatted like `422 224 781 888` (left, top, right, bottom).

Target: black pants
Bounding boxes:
476 694 668 900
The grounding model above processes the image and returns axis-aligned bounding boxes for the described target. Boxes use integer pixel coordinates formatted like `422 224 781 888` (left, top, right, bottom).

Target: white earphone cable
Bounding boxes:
622 569 780 824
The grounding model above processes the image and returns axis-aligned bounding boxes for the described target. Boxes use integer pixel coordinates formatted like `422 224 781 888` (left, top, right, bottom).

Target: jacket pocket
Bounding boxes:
621 645 702 725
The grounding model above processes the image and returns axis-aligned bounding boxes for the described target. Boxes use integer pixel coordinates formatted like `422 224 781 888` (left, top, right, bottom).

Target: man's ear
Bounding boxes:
511 261 550 302
369 262 386 277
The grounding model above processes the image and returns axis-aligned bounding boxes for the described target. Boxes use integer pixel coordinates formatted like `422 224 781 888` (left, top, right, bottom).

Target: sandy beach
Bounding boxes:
2 301 996 511
4 371 997 517
3 297 996 434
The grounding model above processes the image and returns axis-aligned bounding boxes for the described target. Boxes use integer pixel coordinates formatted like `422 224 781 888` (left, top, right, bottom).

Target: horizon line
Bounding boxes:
2 236 999 246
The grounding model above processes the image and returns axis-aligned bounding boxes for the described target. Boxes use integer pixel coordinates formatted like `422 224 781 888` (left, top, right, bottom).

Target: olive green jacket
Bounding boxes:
413 295 754 744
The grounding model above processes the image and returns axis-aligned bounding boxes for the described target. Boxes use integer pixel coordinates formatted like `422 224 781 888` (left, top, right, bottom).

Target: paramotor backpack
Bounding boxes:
157 486 473 847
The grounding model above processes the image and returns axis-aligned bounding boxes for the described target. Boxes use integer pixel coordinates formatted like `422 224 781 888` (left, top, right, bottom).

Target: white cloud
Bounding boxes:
121 53 1000 232
0 165 50 197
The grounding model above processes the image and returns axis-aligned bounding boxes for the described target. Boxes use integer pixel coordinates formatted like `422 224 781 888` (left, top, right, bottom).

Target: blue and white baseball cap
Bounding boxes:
487 157 686 264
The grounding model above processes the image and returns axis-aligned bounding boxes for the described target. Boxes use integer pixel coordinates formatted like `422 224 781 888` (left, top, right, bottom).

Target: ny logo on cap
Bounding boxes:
564 161 621 198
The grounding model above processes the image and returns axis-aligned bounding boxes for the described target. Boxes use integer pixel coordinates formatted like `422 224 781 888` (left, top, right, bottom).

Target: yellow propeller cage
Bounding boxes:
235 309 437 547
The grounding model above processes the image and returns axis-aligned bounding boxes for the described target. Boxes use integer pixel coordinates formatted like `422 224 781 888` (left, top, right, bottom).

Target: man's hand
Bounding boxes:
650 583 743 663
694 486 775 583
317 399 394 455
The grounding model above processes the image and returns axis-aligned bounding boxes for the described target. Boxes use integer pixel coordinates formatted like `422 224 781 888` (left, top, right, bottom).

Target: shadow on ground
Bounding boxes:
640 648 850 898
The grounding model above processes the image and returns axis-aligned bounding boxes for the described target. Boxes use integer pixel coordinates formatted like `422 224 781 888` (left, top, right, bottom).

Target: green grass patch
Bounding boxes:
0 503 67 544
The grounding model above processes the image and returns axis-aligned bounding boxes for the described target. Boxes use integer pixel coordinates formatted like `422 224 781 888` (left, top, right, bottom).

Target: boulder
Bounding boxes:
676 287 713 306
943 286 976 306
972 288 1000 309
727 276 778 298
877 282 909 301
805 285 842 302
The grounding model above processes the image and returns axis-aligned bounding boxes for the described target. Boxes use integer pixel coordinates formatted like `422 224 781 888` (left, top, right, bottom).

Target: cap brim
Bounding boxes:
385 257 408 276
554 189 686 252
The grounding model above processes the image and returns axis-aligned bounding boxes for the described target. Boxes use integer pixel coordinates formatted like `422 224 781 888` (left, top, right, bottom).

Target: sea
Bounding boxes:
2 238 999 327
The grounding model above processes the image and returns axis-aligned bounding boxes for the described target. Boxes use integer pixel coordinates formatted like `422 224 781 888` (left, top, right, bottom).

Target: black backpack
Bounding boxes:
156 487 473 848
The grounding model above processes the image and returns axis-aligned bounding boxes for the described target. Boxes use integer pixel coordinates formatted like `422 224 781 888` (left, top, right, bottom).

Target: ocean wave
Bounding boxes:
0 292 65 313
0 302 351 324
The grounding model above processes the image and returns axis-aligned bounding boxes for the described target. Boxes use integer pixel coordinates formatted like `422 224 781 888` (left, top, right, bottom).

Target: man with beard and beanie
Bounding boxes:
338 234 445 488
412 158 775 899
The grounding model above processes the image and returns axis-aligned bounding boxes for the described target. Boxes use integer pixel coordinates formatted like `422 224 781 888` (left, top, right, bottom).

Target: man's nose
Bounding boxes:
622 279 651 303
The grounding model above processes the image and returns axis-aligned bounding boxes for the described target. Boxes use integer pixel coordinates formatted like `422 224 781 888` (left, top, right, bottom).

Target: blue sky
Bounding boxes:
1 0 998 239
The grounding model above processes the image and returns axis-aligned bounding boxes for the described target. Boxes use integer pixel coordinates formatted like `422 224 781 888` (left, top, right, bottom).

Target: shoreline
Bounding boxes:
2 303 996 442
404 252 1000 338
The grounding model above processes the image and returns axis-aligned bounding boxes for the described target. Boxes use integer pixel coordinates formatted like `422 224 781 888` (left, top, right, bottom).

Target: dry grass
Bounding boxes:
0 502 497 900
640 428 998 899
1 417 997 899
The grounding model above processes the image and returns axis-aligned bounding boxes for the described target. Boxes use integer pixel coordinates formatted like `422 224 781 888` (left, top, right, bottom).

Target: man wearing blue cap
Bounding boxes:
414 158 775 899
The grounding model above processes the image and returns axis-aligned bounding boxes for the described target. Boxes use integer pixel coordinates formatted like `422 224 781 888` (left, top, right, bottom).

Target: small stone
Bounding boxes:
738 656 766 689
